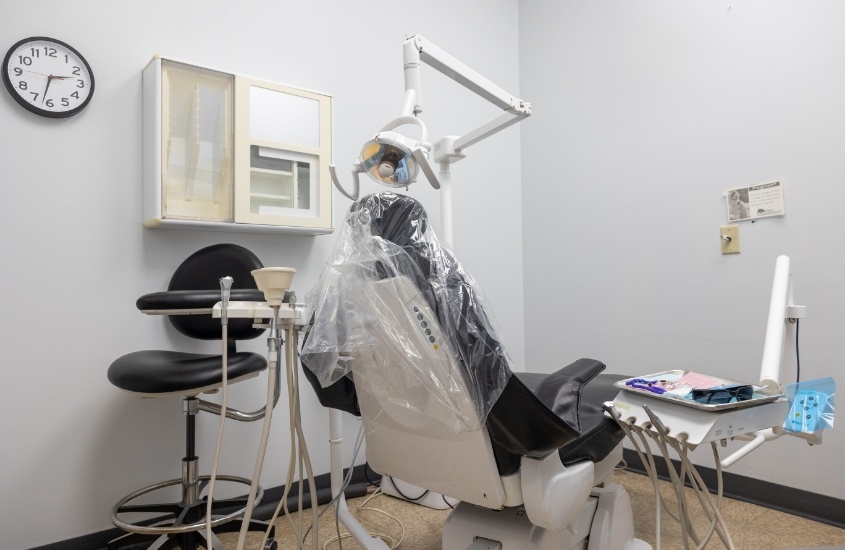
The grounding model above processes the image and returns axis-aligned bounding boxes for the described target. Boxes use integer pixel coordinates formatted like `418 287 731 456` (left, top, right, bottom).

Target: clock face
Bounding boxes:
2 37 94 118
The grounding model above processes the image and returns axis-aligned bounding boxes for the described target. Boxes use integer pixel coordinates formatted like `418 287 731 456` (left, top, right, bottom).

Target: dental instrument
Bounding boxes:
204 268 303 550
209 272 326 550
205 276 233 546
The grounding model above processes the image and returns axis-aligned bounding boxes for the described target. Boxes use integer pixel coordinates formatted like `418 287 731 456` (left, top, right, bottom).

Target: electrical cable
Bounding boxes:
299 424 366 544
795 318 801 383
639 406 735 550
321 488 406 550
260 329 319 550
292 339 320 550
604 405 683 549
235 307 281 550
387 477 429 502
363 463 381 487
664 436 735 550
264 412 365 550
643 429 693 550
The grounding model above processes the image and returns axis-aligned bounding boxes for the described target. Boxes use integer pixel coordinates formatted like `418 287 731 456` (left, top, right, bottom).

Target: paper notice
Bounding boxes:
725 181 785 222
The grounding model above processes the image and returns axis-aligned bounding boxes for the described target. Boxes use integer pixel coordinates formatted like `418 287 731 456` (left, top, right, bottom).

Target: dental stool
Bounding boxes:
301 193 651 550
107 243 277 550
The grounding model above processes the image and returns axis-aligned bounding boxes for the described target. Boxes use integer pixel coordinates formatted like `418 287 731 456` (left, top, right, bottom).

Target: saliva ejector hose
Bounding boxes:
205 276 233 545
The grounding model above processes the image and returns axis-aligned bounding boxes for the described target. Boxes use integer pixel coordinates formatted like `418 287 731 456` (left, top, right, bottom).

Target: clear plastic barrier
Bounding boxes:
300 192 512 432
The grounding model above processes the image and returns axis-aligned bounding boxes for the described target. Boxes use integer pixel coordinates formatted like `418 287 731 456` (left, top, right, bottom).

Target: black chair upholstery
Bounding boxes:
108 244 267 395
301 193 624 476
106 243 275 550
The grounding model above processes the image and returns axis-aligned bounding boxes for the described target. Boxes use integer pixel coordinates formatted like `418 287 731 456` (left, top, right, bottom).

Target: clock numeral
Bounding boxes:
29 92 39 102
72 66 81 76
71 91 79 99
18 81 27 90
64 54 69 63
17 56 32 66
45 99 54 108
77 80 85 88
45 47 57 58
62 98 69 107
29 48 40 58
13 68 22 76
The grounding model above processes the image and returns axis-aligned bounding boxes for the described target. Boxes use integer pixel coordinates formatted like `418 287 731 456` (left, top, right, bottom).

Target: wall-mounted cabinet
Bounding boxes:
142 57 333 234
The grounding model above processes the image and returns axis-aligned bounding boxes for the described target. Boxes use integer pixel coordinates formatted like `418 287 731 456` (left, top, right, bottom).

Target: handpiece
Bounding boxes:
219 276 233 325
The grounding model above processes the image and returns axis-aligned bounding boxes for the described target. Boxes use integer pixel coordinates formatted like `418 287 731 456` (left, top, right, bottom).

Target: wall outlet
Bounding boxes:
720 225 740 254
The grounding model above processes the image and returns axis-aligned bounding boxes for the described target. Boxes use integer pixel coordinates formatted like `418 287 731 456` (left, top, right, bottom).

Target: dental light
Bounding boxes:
331 34 532 246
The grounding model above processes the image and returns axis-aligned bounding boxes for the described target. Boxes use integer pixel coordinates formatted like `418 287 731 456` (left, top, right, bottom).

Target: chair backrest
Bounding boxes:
302 193 584 506
355 274 510 508
167 243 266 341
302 193 515 506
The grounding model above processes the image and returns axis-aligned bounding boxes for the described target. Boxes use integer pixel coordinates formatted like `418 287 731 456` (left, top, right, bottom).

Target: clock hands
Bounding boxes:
23 69 73 79
29 72 73 104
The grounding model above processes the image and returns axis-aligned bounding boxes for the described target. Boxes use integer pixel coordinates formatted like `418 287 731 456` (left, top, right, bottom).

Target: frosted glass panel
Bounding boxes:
162 61 233 221
249 86 319 147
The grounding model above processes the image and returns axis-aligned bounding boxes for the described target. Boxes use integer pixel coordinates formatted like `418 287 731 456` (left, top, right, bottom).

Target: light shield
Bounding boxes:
359 131 419 188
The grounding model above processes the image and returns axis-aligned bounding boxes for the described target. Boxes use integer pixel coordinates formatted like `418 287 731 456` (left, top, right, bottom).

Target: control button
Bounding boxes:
417 313 424 320
413 306 419 312
425 329 431 335
421 321 428 328
429 336 435 343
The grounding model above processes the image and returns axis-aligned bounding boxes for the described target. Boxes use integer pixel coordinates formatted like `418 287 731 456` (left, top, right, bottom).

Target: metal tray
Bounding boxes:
614 370 784 411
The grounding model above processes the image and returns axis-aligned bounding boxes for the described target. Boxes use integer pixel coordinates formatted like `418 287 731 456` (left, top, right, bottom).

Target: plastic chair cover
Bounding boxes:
300 192 512 432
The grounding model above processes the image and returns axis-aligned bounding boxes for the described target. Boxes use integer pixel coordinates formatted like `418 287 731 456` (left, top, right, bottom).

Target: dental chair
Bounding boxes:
106 243 276 550
300 192 650 550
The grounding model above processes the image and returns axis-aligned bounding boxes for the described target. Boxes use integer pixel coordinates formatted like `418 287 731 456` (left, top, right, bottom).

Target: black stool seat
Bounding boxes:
108 350 267 395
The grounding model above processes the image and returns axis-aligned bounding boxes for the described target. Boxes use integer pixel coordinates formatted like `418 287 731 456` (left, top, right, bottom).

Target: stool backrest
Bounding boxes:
168 243 266 341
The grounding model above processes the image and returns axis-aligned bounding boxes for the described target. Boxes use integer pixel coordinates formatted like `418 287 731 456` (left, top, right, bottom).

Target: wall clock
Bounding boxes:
2 36 94 118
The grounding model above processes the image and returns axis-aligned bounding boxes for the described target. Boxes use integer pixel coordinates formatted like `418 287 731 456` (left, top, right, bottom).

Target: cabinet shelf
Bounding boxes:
250 167 293 176
250 193 291 201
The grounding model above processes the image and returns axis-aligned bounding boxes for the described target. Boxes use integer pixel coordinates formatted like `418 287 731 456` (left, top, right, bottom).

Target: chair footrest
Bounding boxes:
111 474 262 536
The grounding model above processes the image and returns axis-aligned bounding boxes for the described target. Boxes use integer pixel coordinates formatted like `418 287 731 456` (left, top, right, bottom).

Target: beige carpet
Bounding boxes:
219 470 845 549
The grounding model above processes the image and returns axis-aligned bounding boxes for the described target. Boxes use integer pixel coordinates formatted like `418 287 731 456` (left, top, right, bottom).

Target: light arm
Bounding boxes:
404 35 530 115
403 35 532 163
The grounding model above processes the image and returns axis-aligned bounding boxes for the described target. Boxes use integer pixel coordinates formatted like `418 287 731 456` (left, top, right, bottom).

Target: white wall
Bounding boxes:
0 2 524 547
520 1 845 499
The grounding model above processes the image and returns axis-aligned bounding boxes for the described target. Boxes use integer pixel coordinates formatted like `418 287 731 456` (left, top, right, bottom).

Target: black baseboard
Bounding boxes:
622 447 845 529
28 466 370 550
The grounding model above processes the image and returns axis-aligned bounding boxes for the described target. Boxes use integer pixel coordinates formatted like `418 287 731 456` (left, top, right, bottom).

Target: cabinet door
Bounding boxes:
234 77 332 229
160 60 234 222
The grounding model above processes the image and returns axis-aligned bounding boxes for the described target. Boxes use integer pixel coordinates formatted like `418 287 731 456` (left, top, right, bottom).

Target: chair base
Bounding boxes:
442 483 651 550
108 474 275 550
106 517 276 550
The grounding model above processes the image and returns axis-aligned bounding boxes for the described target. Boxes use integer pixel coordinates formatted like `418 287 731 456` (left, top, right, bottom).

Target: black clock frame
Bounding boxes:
2 36 95 118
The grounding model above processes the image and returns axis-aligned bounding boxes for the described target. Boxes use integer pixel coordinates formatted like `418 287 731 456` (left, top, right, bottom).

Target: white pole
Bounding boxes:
439 161 454 248
760 255 791 389
328 409 390 549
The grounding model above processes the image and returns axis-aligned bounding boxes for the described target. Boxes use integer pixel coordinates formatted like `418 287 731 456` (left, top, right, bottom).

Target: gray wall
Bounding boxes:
0 2 524 547
520 0 844 499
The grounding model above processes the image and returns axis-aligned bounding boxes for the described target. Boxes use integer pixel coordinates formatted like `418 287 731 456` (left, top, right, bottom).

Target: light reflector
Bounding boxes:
359 132 419 187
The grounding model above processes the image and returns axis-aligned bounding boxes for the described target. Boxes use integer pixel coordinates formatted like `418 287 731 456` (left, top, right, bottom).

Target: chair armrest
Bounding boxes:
521 453 595 531
136 289 269 312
